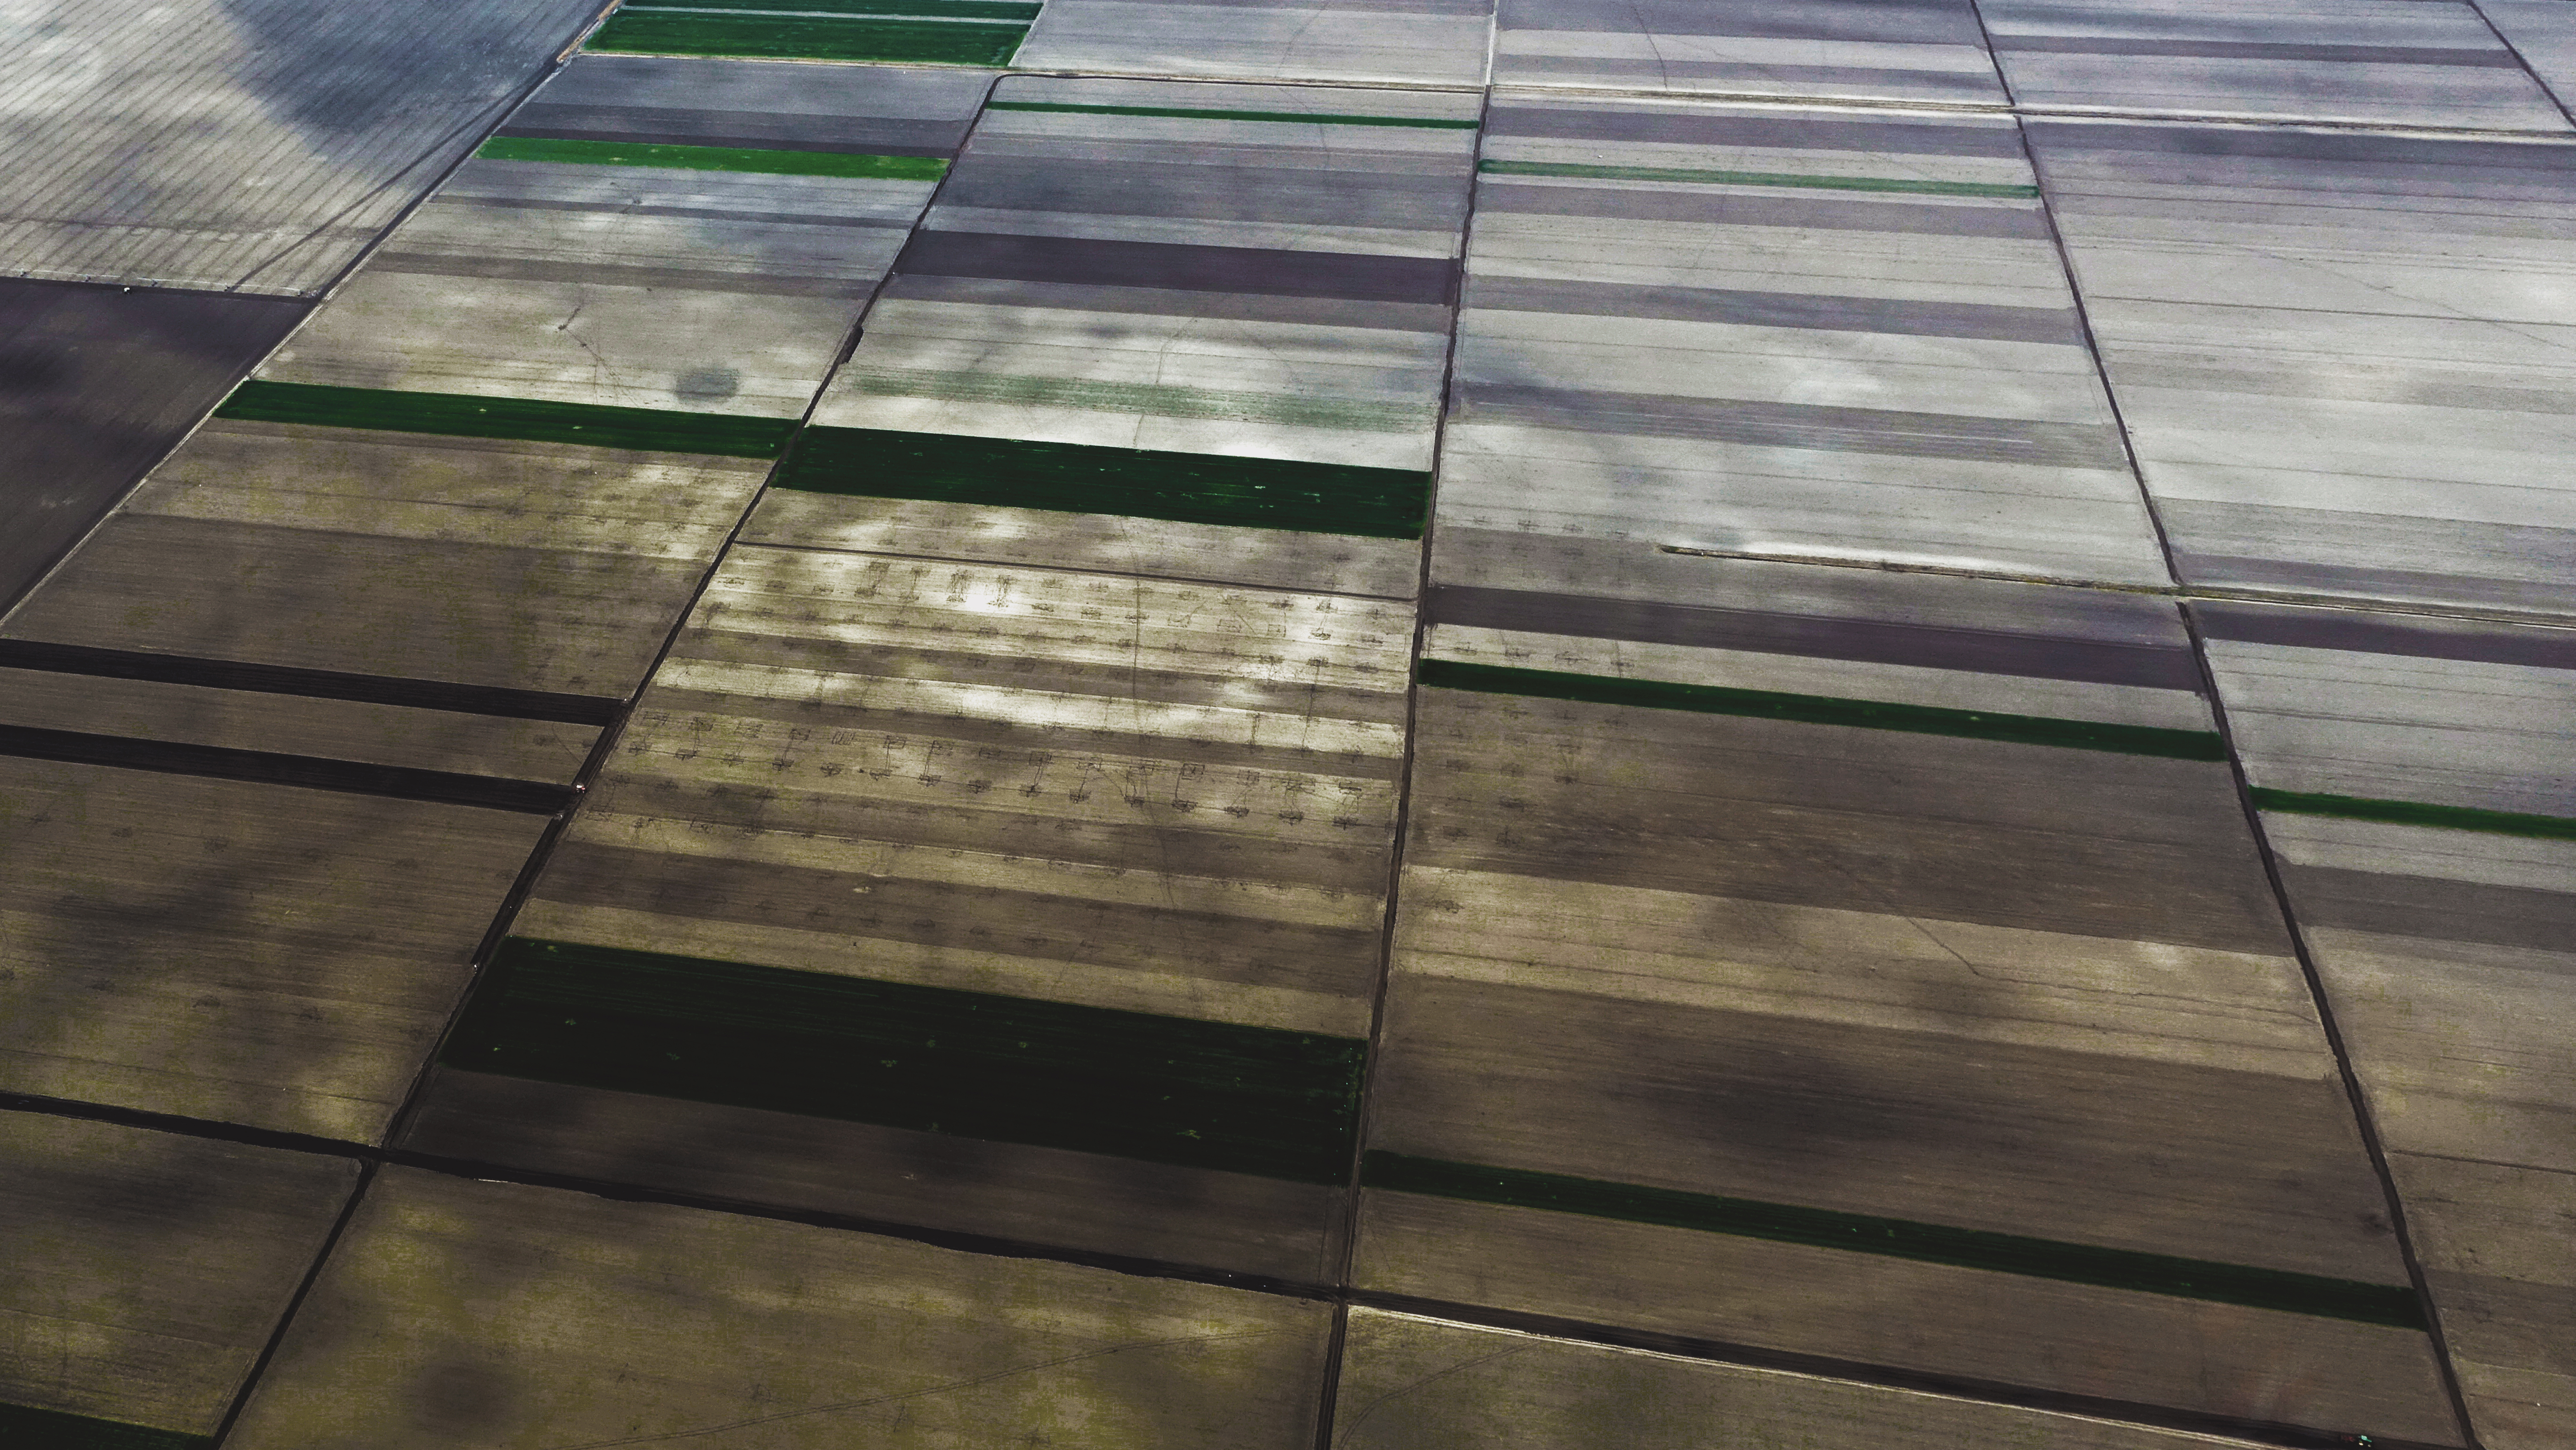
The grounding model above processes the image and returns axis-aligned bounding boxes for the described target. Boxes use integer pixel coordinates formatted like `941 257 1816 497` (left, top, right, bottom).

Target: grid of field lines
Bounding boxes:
1 0 2571 1447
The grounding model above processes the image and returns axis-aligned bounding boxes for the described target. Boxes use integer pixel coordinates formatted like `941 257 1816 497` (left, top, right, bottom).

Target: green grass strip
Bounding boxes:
2250 787 2576 842
1418 659 2226 760
630 0 1039 16
588 11 1027 64
1364 1153 2426 1329
216 381 794 458
775 426 1432 538
475 135 947 180
986 100 1480 130
443 938 1370 1184
0 1402 209 1450
1480 158 2039 199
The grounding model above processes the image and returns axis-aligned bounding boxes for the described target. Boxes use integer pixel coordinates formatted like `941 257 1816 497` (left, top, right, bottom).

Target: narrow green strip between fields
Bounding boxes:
440 938 1369 1184
1417 659 2227 760
986 101 1481 130
476 135 947 180
628 0 1039 16
2251 787 2576 842
0 1402 209 1450
215 381 795 458
774 426 1433 538
588 11 1028 64
1480 158 2040 199
1363 1153 2427 1329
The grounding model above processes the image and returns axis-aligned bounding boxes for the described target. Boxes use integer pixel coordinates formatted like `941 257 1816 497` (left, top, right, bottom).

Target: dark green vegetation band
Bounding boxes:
1363 1153 2426 1329
0 1402 210 1450
443 938 1369 1183
588 11 1028 65
987 100 1480 129
216 381 795 459
776 426 1433 538
1479 158 2040 199
476 135 947 180
0 723 574 814
629 0 1038 15
2250 787 2576 842
1418 659 2227 760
